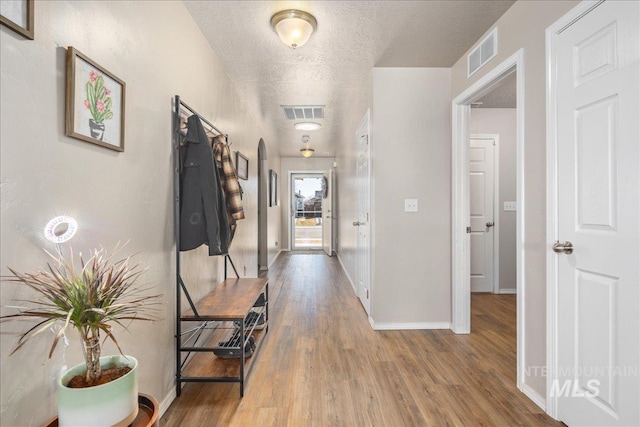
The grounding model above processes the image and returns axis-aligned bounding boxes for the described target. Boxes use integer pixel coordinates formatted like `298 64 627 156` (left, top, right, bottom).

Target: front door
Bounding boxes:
291 174 323 250
355 112 371 315
469 136 496 293
554 1 639 425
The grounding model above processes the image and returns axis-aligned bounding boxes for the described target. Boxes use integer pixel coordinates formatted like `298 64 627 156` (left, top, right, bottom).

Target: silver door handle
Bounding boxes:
353 221 361 226
486 221 494 228
552 241 573 254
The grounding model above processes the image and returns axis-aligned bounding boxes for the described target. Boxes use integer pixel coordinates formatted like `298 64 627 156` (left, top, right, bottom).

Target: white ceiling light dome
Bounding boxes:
270 9 317 49
300 147 315 158
294 122 322 131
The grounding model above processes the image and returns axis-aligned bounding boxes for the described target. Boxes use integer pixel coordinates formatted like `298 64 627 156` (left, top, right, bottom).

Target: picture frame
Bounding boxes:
0 0 34 40
65 47 126 152
269 170 277 207
236 151 249 180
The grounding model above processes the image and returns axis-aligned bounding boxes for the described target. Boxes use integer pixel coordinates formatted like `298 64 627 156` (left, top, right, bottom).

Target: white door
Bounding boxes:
322 169 333 256
469 137 496 293
554 1 639 425
355 113 371 315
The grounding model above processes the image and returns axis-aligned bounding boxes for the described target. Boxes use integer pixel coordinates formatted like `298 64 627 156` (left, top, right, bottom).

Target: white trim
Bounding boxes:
159 387 177 419
498 288 517 295
544 0 603 420
451 48 525 389
268 250 282 268
371 322 451 331
521 382 546 412
368 316 375 329
470 133 501 294
337 252 357 294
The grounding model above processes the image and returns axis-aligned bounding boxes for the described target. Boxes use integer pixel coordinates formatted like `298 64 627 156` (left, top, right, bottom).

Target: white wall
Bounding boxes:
280 157 335 252
0 1 271 425
451 0 580 400
371 68 452 327
266 153 281 269
470 108 517 292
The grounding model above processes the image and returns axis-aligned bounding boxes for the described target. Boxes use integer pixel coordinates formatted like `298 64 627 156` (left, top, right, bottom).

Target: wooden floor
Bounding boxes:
162 252 563 426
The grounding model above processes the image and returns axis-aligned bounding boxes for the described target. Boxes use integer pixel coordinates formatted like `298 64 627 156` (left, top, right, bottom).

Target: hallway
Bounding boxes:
162 252 561 426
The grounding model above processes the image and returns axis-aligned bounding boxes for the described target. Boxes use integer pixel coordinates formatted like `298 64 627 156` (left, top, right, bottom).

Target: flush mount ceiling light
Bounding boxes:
294 122 322 131
300 147 315 158
270 9 317 49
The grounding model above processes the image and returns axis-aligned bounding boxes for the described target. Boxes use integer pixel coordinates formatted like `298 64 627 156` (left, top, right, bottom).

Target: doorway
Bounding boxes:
451 49 525 387
291 174 323 250
258 139 268 270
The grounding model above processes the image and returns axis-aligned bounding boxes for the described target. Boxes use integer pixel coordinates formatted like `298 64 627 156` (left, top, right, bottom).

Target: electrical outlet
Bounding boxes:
405 199 418 212
504 201 517 211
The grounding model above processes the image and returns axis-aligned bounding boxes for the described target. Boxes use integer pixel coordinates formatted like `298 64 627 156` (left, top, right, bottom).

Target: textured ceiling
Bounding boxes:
184 1 515 157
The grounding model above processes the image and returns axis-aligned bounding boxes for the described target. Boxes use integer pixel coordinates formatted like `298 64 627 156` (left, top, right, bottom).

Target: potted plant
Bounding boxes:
0 244 161 426
84 69 114 141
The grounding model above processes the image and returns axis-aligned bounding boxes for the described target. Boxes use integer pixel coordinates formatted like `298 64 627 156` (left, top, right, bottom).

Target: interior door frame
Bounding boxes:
451 49 526 389
289 171 325 251
545 0 603 419
470 133 501 294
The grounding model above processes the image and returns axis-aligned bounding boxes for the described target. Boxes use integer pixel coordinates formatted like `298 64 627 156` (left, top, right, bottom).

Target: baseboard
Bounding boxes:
159 387 177 418
336 252 357 294
520 382 546 412
371 321 451 330
268 250 282 268
498 288 517 294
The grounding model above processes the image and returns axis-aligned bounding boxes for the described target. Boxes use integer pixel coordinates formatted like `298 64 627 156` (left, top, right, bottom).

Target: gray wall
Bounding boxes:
0 1 275 424
371 68 452 327
470 108 517 292
451 0 580 399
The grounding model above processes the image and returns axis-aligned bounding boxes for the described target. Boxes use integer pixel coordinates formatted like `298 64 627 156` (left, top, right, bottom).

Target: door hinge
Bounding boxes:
466 226 471 234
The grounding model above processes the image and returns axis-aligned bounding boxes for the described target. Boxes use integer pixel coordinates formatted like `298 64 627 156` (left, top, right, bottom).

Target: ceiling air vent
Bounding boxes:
468 28 497 77
281 105 324 120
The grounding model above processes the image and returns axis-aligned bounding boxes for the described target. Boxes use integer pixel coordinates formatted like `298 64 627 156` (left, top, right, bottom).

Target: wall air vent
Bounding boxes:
281 105 324 120
468 28 498 77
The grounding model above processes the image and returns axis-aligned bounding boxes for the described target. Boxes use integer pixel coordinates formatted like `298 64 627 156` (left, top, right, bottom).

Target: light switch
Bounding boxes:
405 199 418 212
504 201 517 211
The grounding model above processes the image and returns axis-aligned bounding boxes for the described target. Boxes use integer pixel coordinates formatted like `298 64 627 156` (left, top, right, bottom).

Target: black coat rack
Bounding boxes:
173 95 240 390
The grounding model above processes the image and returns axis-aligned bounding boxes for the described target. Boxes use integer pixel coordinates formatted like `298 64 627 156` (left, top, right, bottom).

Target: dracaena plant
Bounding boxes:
0 244 161 385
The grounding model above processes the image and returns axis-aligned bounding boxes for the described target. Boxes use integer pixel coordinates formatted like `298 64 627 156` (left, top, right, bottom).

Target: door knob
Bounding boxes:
486 221 494 228
552 241 573 254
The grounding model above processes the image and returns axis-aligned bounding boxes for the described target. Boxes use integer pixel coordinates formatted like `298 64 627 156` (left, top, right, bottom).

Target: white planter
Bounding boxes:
57 355 138 427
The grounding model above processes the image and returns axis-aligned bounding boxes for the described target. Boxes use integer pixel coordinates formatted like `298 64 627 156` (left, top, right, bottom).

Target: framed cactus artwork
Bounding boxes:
65 47 126 152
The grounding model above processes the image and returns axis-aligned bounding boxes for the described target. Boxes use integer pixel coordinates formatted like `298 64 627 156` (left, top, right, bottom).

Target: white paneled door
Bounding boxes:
322 168 334 256
470 137 496 293
355 112 371 315
553 1 639 425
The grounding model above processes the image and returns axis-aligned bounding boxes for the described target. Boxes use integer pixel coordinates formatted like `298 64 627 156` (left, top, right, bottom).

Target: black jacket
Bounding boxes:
179 115 230 255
